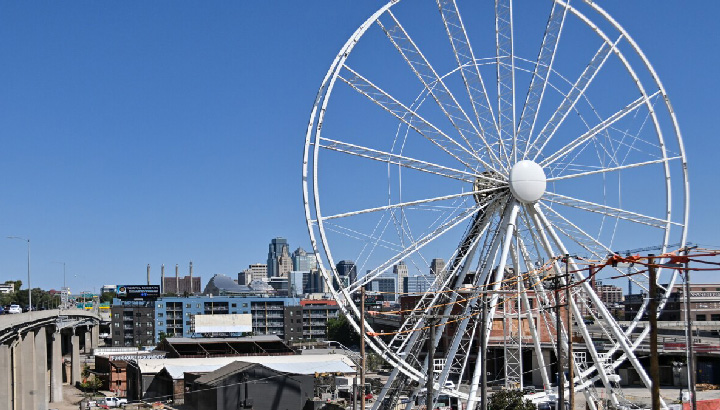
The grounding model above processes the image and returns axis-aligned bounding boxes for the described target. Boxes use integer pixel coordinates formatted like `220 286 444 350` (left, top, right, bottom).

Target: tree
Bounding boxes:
488 389 535 410
326 314 360 348
100 291 116 303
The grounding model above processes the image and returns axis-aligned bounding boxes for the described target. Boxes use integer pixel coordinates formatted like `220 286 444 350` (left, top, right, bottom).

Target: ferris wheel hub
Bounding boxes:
509 160 547 203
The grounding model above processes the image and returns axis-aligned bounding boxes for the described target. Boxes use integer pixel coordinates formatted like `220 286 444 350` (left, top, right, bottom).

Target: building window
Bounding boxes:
158 321 164 326
158 313 163 317
186 304 191 308
157 303 163 308
712 314 720 321
243 303 248 307
697 314 707 321
232 303 237 308
186 321 191 325
197 304 201 308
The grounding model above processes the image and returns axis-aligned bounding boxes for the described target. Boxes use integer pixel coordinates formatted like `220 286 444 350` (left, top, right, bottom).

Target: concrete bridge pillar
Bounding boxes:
91 325 99 350
16 330 34 410
71 333 81 386
0 344 11 408
34 328 48 410
50 331 63 404
84 328 92 354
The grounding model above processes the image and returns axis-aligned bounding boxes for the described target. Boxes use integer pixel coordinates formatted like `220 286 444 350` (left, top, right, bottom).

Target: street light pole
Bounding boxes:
8 236 31 311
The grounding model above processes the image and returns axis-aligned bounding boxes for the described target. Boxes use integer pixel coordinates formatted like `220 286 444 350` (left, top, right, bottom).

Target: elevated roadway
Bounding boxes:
0 308 101 410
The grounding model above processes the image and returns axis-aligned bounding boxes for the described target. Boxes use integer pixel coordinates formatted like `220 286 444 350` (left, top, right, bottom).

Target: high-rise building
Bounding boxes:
292 247 319 272
430 258 446 276
304 270 326 294
238 264 268 285
369 276 398 301
405 275 435 294
267 238 292 278
393 261 409 294
336 260 357 284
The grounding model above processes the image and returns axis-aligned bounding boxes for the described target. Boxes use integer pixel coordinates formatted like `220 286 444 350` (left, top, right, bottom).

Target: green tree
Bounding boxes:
488 389 535 410
366 352 386 372
326 314 360 348
100 291 116 303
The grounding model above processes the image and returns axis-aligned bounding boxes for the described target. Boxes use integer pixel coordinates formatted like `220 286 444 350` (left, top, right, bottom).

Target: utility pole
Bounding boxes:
480 295 488 410
683 248 697 410
554 270 564 410
361 286 366 410
649 255 660 410
565 255 574 410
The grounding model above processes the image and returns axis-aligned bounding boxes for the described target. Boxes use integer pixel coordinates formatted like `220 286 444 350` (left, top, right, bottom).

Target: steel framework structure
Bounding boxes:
302 1 688 409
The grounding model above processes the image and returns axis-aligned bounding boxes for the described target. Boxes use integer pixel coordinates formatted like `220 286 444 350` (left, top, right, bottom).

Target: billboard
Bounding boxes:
193 314 252 333
116 285 160 300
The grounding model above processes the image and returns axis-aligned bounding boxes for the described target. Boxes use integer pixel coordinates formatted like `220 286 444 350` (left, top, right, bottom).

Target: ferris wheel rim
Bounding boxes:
302 0 689 405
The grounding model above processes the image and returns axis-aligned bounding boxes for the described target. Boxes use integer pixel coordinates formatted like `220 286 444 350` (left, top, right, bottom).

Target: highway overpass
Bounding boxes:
0 308 101 410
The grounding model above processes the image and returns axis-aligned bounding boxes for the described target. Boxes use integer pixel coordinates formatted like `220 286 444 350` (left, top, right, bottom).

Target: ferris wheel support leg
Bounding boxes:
527 205 619 407
466 202 520 410
533 205 669 409
511 241 551 390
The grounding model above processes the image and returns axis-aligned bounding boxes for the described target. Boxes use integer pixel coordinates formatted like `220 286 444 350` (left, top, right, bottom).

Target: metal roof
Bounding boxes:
136 353 356 377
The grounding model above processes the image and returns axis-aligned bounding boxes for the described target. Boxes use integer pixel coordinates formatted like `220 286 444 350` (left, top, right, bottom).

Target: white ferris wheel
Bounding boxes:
303 1 688 409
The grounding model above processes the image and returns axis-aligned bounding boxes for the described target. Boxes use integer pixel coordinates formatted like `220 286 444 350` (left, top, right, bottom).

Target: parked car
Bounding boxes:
7 305 22 314
97 397 127 408
0 305 5 314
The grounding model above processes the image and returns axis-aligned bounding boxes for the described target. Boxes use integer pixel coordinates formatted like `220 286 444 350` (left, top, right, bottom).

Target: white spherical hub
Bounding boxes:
509 160 547 203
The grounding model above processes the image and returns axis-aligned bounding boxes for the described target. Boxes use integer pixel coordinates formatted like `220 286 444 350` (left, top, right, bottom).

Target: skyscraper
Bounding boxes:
393 261 409 294
267 237 292 278
430 258 446 276
335 260 357 284
292 247 319 272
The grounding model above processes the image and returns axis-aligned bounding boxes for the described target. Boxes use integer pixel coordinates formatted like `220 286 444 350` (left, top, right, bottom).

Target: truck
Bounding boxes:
97 397 127 408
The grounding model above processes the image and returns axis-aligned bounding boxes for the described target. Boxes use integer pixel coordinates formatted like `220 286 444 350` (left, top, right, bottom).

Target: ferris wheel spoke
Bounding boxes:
348 199 495 294
517 0 569 159
339 66 502 173
495 0 517 165
541 91 660 167
539 202 612 257
547 156 681 182
375 10 504 173
436 0 502 156
319 190 491 222
528 35 623 161
542 192 676 229
318 137 477 183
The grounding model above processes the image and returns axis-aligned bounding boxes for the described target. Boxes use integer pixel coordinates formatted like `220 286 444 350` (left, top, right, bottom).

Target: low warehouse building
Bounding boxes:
186 361 314 410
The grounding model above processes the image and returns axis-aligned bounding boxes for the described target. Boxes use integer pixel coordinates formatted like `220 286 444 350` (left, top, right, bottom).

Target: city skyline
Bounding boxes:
1 1 719 292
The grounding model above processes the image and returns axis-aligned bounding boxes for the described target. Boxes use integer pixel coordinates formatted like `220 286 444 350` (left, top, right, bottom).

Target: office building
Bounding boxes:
393 261 409 294
267 237 293 278
292 247 319 272
369 275 398 301
430 258 446 275
404 275 435 294
239 264 268 285
625 283 720 321
336 260 357 284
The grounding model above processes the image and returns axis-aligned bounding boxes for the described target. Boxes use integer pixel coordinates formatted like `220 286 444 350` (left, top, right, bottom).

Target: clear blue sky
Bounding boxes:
0 1 718 293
